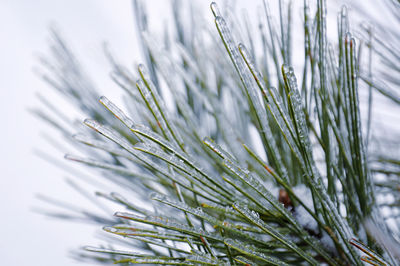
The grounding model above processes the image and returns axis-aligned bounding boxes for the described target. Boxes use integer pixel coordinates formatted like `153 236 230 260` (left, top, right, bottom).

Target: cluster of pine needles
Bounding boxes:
34 0 400 265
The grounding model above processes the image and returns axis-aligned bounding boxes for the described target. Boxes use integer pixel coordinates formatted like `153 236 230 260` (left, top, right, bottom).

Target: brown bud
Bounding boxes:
278 189 293 208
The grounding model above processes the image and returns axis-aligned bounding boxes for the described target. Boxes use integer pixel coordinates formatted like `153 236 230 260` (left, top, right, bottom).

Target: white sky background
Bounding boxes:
0 0 399 265
0 1 139 265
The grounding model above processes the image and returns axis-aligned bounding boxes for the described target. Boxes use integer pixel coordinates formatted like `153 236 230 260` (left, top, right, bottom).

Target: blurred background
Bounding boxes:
0 1 232 265
0 1 138 265
0 0 398 265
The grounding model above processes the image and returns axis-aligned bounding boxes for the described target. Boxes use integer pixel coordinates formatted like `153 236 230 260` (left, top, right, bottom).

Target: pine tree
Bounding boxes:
35 0 400 265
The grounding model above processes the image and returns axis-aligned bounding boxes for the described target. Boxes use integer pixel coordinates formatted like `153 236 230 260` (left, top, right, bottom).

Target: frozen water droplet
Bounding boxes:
103 226 118 233
210 2 221 17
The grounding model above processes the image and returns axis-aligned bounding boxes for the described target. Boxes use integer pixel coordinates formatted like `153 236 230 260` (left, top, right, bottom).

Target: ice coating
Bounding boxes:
210 2 221 18
233 202 318 265
224 238 289 266
114 210 224 242
84 246 141 257
99 96 135 128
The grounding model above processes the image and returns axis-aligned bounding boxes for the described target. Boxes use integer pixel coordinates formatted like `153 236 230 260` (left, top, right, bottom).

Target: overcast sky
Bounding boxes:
0 0 398 265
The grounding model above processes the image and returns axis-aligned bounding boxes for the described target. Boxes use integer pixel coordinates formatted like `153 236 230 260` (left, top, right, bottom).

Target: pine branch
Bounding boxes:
35 0 400 265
